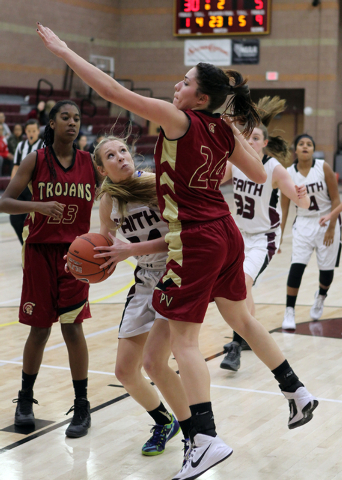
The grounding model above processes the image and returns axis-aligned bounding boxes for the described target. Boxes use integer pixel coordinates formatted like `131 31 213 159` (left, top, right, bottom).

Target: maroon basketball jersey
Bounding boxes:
24 147 96 244
154 109 234 224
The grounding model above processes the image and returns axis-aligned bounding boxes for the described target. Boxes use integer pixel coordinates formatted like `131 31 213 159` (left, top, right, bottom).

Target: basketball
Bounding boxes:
67 233 114 283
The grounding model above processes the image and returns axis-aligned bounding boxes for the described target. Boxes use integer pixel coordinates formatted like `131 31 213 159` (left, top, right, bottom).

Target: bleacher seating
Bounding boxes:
0 84 158 188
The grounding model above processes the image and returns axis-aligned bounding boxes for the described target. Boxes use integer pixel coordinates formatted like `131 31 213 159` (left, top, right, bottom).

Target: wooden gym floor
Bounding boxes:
1 186 342 480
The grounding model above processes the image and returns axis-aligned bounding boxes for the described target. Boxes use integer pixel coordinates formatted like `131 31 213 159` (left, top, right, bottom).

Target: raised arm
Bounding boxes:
0 152 65 219
36 24 188 139
272 164 310 209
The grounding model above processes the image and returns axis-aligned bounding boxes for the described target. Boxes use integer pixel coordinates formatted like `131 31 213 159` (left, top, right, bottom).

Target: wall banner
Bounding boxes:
232 39 260 65
184 39 232 66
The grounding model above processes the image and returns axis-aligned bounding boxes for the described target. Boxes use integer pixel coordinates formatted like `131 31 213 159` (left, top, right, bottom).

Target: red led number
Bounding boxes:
255 14 263 25
255 0 264 8
184 0 200 12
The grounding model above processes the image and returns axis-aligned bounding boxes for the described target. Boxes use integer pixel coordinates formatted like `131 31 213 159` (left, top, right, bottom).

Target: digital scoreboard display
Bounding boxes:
174 0 271 36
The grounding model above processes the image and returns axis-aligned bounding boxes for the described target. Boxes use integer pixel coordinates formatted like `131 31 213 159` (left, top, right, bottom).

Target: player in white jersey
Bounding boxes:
91 135 192 457
220 97 310 371
281 134 341 329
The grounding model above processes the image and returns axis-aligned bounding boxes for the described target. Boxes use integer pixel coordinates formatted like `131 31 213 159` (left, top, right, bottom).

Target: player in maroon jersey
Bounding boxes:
37 25 319 479
0 100 97 438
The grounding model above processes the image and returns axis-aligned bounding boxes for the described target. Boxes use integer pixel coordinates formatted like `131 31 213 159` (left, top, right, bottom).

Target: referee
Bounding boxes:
10 119 44 244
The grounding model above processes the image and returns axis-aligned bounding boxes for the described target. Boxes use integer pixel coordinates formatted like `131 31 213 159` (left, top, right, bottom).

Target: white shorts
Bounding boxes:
291 216 341 270
241 229 281 283
118 265 168 339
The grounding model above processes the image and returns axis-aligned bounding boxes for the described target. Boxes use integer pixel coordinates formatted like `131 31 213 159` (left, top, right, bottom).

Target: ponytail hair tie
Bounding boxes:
233 84 250 97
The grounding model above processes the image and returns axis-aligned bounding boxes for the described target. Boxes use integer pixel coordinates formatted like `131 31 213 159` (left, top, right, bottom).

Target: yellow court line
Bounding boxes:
90 259 136 304
0 321 19 327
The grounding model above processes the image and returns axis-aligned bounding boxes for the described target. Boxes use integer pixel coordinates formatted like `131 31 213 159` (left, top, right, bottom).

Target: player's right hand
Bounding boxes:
37 201 65 220
36 23 68 58
319 213 331 227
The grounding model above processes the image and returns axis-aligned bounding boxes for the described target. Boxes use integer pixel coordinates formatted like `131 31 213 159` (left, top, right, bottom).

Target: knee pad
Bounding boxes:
319 269 334 287
287 263 306 289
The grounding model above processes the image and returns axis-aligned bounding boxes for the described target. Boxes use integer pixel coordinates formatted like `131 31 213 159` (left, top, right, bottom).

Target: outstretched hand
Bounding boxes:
36 23 68 57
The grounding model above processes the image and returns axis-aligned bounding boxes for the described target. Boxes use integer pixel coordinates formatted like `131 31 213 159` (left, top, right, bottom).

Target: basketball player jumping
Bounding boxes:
37 24 319 480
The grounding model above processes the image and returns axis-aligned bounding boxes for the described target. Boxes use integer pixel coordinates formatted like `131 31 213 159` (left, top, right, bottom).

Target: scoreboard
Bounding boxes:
174 0 271 36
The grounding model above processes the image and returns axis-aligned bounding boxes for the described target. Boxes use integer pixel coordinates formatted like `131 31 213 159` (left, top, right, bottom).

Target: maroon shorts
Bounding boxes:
152 214 246 323
19 243 91 328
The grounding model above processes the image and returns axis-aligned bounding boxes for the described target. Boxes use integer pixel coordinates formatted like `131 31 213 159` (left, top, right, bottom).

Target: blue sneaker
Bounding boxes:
142 413 180 456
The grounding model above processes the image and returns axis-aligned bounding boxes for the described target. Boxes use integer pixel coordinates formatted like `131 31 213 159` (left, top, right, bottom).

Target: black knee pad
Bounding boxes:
319 269 334 287
287 263 306 289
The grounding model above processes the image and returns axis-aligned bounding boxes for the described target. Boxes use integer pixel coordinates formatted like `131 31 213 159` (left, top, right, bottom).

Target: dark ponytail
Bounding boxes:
195 63 260 136
256 96 291 167
43 100 81 182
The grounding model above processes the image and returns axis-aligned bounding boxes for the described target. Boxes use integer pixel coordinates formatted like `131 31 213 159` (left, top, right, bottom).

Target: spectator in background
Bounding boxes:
87 133 105 154
77 134 88 151
27 99 56 129
10 119 44 244
0 124 14 175
7 124 23 157
0 112 11 138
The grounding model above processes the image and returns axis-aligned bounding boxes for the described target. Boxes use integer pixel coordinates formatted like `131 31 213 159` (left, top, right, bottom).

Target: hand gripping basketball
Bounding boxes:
67 233 115 283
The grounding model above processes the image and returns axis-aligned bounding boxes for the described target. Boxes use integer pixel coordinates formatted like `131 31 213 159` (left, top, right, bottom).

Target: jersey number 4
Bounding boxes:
234 194 255 219
308 195 319 211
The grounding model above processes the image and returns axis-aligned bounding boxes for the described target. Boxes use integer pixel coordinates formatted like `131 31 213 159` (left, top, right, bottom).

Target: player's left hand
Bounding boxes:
93 233 132 274
323 227 335 246
36 23 68 57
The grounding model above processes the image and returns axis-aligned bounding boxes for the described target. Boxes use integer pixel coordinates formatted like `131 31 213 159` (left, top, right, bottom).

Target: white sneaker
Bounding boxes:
282 386 319 429
310 290 326 320
172 433 233 480
282 307 296 330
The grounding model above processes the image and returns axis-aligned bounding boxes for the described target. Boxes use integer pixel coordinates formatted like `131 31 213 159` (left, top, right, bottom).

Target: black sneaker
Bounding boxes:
13 389 38 426
65 398 91 438
223 338 251 352
220 342 241 371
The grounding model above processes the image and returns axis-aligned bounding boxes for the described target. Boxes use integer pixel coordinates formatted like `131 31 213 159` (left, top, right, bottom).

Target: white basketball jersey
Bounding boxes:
110 173 168 269
287 159 331 217
232 156 281 234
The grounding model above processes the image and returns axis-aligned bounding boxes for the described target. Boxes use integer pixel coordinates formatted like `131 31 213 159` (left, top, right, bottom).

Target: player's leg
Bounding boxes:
216 296 318 429
168 319 233 480
311 223 340 320
58 245 92 438
116 333 179 456
14 243 57 427
283 220 313 329
221 273 254 371
143 318 191 451
61 320 91 438
118 267 180 455
221 230 277 368
13 326 51 426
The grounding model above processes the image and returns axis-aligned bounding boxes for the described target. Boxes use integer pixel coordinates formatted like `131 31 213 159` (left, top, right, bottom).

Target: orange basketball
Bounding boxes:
67 233 114 284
